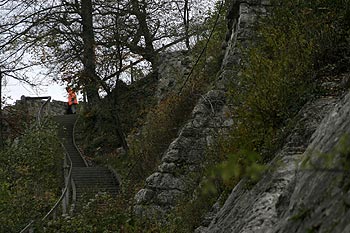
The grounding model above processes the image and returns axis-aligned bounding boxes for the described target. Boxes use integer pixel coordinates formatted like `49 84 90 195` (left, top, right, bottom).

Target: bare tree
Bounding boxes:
0 0 216 92
0 0 218 151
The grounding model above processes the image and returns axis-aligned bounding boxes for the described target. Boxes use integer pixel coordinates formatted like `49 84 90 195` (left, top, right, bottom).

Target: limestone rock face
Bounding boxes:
135 1 350 231
194 0 350 231
217 0 270 90
133 0 270 221
156 51 192 101
196 95 340 233
272 91 350 233
134 90 228 219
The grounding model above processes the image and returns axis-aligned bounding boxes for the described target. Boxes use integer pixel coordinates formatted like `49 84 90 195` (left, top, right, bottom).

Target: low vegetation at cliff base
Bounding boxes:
0 120 62 232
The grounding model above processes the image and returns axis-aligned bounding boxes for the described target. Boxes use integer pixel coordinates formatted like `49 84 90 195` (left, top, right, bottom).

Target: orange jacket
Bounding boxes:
68 88 78 105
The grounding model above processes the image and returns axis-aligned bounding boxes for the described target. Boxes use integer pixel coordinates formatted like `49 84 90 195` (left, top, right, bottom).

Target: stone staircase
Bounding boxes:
72 167 119 209
54 114 119 211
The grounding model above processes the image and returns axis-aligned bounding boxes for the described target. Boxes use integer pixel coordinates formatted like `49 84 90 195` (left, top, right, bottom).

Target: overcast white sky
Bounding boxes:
1 0 219 106
3 78 68 105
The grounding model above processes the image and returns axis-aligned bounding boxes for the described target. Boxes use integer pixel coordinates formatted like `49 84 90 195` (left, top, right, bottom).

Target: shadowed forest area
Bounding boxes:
1 0 350 232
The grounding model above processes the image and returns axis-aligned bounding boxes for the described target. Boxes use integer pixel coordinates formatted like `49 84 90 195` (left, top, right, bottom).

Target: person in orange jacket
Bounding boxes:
66 87 78 114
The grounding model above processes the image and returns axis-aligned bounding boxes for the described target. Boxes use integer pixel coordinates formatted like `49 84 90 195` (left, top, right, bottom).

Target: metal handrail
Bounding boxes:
44 114 86 220
40 114 82 221
19 220 34 233
41 149 73 221
22 96 51 126
70 178 77 213
19 96 75 233
20 148 74 233
37 96 51 125
72 114 89 167
108 165 122 187
19 96 51 233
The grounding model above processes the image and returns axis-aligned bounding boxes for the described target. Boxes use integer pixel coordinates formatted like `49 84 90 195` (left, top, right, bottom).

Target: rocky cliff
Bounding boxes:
134 0 269 222
198 82 350 233
195 93 344 232
134 0 350 232
196 0 350 232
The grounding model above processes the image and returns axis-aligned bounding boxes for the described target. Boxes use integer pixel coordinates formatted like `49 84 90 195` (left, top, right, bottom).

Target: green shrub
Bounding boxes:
45 193 140 233
129 78 206 181
0 119 62 232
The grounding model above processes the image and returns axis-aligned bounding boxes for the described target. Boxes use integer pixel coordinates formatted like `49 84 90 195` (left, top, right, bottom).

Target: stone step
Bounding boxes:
55 114 120 213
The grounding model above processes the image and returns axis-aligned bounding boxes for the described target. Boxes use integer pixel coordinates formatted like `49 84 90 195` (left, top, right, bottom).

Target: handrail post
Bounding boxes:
66 177 70 208
62 154 70 215
62 188 67 215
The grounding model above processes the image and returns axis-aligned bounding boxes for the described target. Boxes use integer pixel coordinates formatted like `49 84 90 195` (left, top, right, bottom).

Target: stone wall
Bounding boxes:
217 0 270 90
12 97 67 118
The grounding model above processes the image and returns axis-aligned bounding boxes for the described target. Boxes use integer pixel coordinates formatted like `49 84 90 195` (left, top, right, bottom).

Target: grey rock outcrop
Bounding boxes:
134 0 269 221
133 0 350 231
196 94 341 233
134 90 228 219
217 0 270 90
271 91 350 233
194 0 350 230
156 51 192 101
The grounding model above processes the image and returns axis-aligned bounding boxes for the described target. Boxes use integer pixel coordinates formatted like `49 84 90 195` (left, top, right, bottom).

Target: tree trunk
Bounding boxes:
80 0 128 151
184 0 190 50
131 0 159 71
110 98 129 152
81 0 100 104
